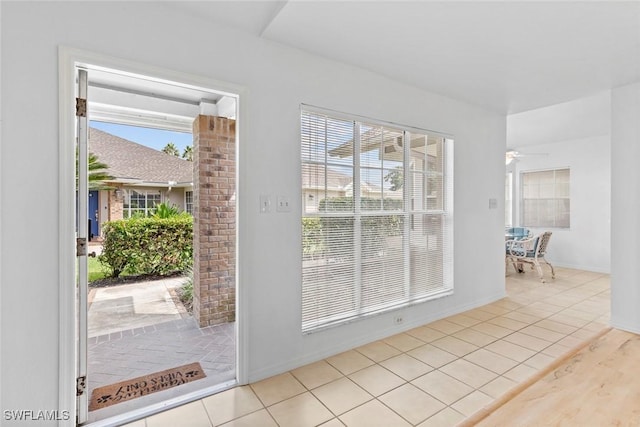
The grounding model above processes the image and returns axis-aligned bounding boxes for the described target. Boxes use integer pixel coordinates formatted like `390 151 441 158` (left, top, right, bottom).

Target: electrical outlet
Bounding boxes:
276 196 291 212
393 315 404 325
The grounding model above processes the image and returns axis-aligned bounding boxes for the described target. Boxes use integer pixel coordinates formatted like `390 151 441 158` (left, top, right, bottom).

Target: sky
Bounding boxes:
90 121 193 154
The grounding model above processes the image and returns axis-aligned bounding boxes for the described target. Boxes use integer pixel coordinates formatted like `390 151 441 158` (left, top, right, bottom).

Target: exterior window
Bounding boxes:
185 190 194 215
521 168 570 228
123 190 161 218
301 107 454 333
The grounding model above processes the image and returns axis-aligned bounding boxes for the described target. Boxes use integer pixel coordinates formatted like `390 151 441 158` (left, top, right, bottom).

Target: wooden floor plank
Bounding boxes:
470 329 640 426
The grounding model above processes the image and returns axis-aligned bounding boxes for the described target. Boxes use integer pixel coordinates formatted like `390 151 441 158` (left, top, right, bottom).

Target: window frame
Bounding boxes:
185 190 194 215
519 167 570 229
300 105 454 333
123 189 163 218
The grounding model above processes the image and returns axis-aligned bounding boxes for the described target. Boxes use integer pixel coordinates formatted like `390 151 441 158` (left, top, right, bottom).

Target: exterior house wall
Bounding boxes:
302 189 345 213
98 187 191 240
166 188 185 212
99 186 192 235
1 2 506 420
108 185 125 222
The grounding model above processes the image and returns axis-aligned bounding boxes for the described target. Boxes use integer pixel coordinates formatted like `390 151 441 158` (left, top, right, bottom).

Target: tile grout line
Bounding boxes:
133 269 610 427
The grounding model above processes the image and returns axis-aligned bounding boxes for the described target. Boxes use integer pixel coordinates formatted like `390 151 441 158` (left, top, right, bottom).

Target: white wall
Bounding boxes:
506 93 611 273
0 2 506 422
611 82 640 334
0 1 3 417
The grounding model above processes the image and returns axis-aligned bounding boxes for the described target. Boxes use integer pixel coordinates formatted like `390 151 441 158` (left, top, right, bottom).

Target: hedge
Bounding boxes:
99 216 193 278
302 217 324 258
302 197 403 259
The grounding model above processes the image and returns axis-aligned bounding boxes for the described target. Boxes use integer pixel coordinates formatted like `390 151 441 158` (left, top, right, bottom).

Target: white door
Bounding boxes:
76 67 90 425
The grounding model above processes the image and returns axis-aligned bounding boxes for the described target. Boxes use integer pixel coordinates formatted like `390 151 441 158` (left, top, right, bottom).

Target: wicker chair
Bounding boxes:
506 231 555 283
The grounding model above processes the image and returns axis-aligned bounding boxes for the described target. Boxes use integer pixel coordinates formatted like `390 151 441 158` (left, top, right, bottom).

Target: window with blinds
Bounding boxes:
301 107 454 333
521 168 570 228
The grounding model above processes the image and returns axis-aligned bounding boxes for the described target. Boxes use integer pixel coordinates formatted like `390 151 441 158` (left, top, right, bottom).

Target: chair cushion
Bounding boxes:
505 227 530 240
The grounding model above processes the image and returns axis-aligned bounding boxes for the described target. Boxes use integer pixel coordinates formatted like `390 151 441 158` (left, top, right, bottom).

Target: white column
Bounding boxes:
611 82 640 333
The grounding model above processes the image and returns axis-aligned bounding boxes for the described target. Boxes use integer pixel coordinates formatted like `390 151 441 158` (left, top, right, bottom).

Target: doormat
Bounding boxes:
89 362 206 411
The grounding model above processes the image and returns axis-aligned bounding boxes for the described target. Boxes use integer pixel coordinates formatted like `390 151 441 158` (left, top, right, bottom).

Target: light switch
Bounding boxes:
260 195 272 213
489 198 497 209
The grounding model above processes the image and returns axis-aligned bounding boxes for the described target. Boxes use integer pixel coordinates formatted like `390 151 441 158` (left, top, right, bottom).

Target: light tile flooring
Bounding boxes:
123 267 610 427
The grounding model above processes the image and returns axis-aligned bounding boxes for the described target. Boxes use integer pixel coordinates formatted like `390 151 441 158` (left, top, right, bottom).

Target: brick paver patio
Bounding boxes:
88 318 235 392
86 277 235 421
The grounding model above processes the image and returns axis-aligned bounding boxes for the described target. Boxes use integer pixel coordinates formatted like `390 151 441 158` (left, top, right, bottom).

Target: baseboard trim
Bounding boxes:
552 262 610 274
248 290 507 383
610 319 640 335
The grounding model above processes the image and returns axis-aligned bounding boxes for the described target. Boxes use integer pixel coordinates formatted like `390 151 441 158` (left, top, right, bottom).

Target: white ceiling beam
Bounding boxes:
89 103 193 133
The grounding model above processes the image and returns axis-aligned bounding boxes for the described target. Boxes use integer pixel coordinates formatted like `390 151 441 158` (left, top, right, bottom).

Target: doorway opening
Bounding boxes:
72 61 240 425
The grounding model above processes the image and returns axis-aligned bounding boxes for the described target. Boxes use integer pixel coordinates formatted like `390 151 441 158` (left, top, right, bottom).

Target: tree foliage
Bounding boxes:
76 150 115 190
88 153 115 189
151 202 190 219
182 145 193 161
162 142 180 157
384 166 404 191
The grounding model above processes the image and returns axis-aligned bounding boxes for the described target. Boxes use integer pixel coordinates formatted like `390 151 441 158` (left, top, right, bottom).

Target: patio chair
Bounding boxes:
506 231 555 283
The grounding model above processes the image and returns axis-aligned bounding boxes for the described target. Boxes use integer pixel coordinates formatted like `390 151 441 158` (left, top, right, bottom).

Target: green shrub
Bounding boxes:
302 217 324 258
178 266 194 312
303 197 404 259
99 216 193 278
152 202 189 219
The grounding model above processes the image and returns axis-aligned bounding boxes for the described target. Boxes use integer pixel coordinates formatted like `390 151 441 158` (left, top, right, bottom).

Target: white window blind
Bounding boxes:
301 108 454 333
521 168 570 228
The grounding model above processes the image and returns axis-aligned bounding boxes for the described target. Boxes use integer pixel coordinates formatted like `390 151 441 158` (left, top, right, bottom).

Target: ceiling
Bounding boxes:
507 91 611 148
162 1 640 115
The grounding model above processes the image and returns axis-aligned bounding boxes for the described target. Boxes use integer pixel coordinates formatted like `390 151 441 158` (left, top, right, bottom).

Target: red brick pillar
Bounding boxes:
193 115 236 327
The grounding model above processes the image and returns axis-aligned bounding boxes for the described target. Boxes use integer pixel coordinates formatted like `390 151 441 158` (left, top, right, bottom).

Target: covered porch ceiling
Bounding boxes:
86 66 236 133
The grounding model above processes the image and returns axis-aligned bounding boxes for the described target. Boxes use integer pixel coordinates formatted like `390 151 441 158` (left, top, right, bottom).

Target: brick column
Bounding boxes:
108 185 124 221
193 115 236 327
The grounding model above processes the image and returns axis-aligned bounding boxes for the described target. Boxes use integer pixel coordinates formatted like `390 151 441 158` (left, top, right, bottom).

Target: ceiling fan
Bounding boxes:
505 149 548 165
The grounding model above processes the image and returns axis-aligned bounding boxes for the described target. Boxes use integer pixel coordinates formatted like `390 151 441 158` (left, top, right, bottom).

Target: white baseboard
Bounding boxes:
551 261 610 274
610 319 640 335
247 290 507 383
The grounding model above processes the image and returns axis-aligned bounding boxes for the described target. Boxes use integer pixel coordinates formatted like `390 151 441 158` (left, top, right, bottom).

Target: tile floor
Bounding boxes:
121 267 610 427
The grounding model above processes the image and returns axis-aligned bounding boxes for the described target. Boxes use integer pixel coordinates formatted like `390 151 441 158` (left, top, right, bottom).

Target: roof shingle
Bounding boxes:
89 127 193 184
